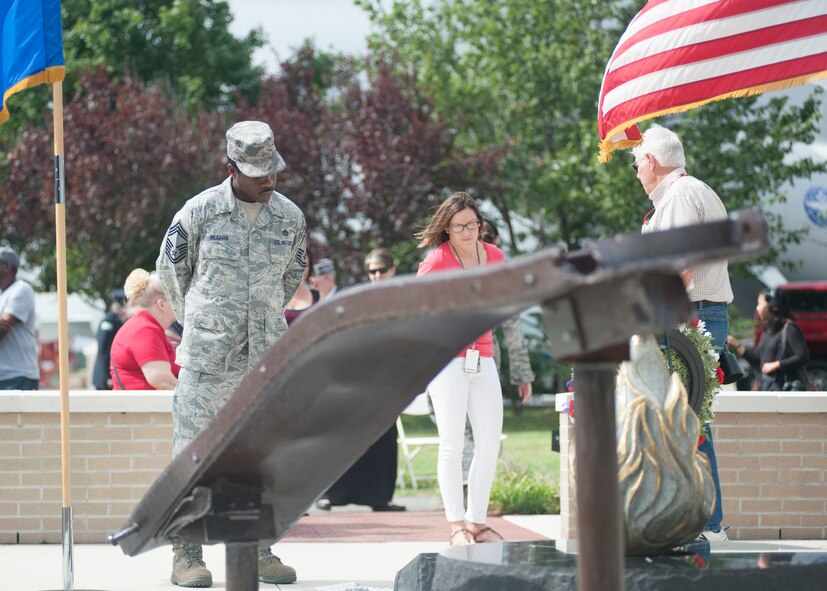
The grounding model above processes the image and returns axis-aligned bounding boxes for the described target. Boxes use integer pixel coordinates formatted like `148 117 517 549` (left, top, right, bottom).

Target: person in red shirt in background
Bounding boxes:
110 268 179 390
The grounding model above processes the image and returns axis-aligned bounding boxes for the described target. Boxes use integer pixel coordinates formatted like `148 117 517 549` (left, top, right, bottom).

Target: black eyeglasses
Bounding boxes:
448 220 481 233
368 267 389 276
631 161 640 172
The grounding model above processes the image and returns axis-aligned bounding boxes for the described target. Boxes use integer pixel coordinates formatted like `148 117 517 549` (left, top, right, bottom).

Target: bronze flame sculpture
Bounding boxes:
616 335 715 554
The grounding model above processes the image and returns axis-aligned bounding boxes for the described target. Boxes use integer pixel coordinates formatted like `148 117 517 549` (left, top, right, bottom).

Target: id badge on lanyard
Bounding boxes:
463 346 480 374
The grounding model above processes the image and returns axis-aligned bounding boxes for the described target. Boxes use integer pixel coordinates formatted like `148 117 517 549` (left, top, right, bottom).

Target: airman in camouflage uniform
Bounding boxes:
157 121 304 588
479 218 535 390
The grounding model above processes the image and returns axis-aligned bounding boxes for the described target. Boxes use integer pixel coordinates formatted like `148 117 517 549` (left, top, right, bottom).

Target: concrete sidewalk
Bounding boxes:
3 508 826 591
1 541 437 591
0 512 558 591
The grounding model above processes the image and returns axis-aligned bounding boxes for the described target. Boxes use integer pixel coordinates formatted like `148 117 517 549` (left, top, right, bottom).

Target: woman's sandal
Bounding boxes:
449 527 476 546
472 526 503 543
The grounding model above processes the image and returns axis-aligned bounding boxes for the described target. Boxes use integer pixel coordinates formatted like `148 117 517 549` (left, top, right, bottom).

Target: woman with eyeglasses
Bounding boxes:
415 191 505 546
110 268 180 390
727 289 810 391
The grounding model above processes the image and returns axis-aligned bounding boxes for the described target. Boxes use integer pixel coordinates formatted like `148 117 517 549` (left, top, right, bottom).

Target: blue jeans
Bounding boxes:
0 376 39 390
694 300 728 531
694 300 728 353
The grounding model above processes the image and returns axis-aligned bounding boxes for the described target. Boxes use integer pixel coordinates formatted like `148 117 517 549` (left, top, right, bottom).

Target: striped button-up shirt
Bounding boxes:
642 168 733 304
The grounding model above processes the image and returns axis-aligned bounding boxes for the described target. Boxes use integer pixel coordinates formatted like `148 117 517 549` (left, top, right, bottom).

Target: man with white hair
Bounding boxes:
631 124 732 542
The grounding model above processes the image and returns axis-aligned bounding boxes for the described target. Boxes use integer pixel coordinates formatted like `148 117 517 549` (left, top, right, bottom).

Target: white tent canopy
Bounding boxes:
35 292 104 342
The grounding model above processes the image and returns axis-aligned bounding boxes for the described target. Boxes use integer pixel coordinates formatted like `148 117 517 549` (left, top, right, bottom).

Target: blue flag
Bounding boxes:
1 0 65 124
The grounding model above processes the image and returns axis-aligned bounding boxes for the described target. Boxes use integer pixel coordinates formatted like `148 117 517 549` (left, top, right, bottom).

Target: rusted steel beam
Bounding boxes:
111 209 768 591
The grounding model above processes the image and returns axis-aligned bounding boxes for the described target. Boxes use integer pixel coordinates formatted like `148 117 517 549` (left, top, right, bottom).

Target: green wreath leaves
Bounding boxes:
662 320 721 424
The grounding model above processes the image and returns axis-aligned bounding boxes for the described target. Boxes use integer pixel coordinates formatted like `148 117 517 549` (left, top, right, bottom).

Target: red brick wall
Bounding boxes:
0 392 171 543
714 410 827 540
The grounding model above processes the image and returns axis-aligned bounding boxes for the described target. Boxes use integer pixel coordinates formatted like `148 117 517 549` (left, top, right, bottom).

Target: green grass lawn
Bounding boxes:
396 405 561 495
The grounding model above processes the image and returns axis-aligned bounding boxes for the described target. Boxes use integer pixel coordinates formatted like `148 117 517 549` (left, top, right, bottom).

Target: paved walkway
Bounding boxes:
0 510 557 591
1 496 557 591
3 497 825 591
1 540 435 591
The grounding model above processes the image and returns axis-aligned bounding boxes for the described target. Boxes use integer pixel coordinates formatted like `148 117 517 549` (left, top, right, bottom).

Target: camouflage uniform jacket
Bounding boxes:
494 315 536 385
156 177 307 375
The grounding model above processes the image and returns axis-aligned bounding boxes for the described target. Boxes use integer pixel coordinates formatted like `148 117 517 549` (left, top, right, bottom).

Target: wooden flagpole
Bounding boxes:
51 79 73 591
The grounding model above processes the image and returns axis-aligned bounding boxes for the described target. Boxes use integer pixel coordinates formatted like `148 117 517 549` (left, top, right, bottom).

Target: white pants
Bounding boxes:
428 357 503 523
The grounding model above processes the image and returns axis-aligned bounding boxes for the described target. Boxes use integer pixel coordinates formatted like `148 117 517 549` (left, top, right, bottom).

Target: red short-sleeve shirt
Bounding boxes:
417 241 505 358
110 310 180 390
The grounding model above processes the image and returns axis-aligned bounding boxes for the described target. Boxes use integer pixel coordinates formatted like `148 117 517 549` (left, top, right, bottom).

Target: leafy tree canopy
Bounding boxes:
0 0 264 140
62 0 265 109
358 0 826 265
0 45 490 295
239 45 489 280
1 67 227 300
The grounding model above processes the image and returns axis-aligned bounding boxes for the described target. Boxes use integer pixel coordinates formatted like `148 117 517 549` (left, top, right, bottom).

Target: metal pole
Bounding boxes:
226 542 259 591
52 80 74 591
573 362 624 591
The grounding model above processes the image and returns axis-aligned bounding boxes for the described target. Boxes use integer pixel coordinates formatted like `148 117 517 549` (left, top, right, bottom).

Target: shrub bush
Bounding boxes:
488 460 560 515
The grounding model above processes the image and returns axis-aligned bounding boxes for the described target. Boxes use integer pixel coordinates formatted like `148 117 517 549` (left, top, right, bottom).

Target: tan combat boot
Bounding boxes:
171 542 213 587
258 547 297 584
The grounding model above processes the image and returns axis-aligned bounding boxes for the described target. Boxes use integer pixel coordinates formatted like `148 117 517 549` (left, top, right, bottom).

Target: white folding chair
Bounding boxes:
396 392 439 490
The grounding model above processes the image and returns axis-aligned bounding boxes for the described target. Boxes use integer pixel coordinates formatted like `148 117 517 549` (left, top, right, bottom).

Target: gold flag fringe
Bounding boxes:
597 70 827 163
0 65 66 124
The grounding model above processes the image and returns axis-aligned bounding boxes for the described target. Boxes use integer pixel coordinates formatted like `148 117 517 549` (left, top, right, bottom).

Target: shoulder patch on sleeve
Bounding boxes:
164 221 189 263
295 247 307 268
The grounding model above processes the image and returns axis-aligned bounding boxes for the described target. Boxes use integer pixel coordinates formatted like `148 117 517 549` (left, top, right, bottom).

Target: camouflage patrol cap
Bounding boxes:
226 121 286 178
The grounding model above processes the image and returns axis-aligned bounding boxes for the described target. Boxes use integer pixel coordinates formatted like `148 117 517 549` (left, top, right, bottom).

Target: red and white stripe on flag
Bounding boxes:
597 0 827 162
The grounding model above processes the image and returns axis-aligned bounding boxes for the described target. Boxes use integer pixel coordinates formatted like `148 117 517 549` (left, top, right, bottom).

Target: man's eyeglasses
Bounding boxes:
631 154 650 172
448 220 481 233
368 267 389 276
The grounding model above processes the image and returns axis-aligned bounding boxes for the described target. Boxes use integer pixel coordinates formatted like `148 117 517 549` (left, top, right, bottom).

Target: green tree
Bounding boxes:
62 0 265 109
358 0 826 263
0 0 263 141
1 67 226 301
0 0 267 300
239 46 491 282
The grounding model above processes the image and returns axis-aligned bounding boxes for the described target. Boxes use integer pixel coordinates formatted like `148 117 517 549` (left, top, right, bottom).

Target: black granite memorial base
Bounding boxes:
394 541 827 591
394 552 437 591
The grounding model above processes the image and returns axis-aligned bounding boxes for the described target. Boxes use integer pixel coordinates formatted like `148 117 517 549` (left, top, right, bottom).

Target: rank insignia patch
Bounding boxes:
165 221 189 263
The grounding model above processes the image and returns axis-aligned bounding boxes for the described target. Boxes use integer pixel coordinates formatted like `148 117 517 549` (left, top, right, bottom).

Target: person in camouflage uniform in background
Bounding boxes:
495 315 536 392
481 218 534 397
157 121 306 588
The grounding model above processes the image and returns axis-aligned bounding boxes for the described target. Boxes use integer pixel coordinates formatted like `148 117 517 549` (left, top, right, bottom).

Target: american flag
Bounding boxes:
598 0 827 162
